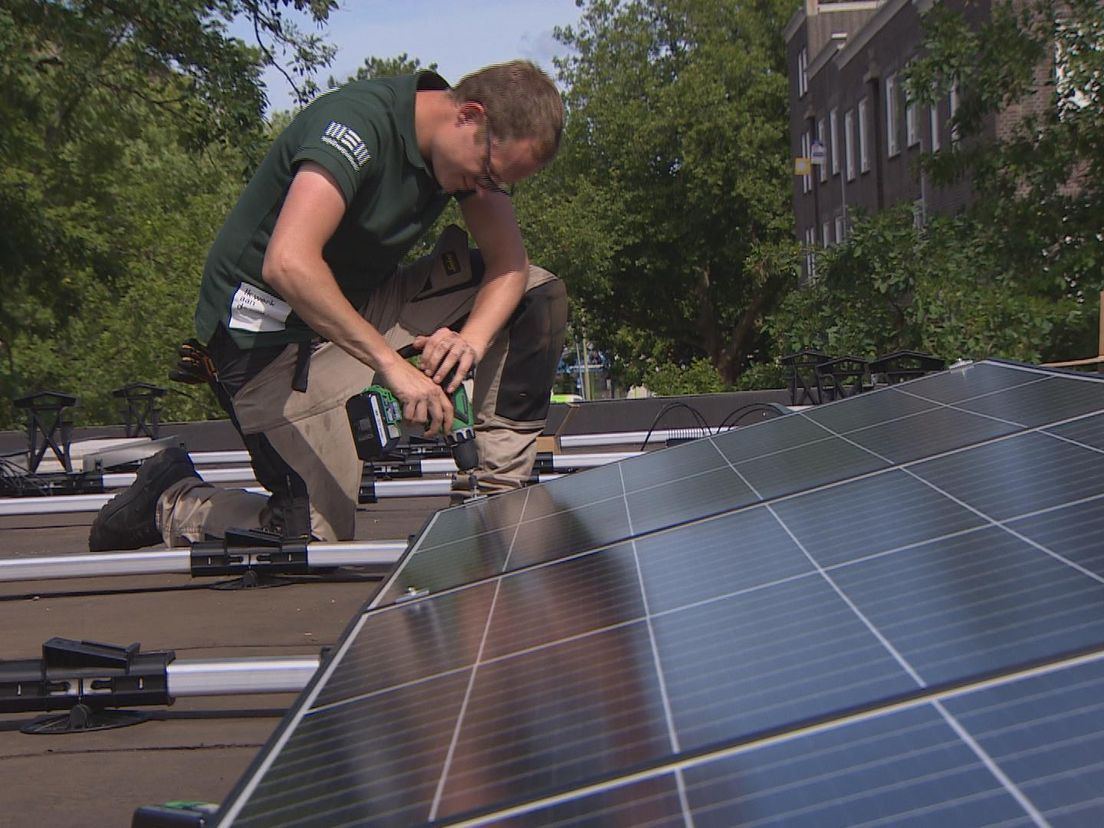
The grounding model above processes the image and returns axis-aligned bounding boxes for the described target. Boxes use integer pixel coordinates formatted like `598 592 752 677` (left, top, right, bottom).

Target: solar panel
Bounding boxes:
215 360 1104 826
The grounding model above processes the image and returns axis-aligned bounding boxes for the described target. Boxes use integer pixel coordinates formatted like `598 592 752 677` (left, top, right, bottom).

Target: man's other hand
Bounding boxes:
376 356 454 436
413 328 480 393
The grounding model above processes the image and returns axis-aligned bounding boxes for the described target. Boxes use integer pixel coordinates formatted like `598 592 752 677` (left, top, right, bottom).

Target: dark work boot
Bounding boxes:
88 447 200 552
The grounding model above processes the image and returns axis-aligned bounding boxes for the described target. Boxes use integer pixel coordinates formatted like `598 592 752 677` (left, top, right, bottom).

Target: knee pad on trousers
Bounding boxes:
495 278 568 423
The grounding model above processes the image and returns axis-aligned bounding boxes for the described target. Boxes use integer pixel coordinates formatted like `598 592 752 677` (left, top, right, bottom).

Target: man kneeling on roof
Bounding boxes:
88 60 567 552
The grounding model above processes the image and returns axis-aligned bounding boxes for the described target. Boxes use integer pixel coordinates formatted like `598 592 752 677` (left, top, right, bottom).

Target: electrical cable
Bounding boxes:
715 402 788 432
638 402 713 451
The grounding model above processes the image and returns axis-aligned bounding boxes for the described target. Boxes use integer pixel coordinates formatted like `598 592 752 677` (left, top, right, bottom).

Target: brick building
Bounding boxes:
784 0 996 278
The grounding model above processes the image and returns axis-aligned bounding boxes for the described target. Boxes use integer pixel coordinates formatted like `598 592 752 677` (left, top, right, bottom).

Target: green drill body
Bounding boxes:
346 366 478 472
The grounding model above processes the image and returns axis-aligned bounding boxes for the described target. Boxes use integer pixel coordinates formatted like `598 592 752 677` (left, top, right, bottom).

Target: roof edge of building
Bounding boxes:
837 0 911 69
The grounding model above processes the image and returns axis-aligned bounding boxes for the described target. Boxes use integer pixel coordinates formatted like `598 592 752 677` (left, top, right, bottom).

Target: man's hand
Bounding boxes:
375 355 454 437
414 328 480 393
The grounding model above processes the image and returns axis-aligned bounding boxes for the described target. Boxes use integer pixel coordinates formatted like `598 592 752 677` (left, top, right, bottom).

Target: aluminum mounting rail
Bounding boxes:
1 453 637 517
559 429 715 448
97 450 642 487
0 479 468 516
168 656 319 696
0 540 407 582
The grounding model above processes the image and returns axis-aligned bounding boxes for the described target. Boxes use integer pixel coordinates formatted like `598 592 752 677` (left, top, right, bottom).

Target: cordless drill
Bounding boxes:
345 345 479 491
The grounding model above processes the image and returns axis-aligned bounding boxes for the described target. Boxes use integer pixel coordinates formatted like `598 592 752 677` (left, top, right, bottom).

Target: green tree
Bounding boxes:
529 0 797 387
905 0 1104 357
0 1 338 428
767 207 1082 364
330 53 438 87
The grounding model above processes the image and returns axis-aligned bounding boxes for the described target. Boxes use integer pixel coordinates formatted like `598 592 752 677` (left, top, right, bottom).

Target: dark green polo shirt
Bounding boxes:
195 71 453 348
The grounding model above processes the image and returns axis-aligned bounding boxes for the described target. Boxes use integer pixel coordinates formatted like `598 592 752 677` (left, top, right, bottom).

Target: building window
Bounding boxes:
797 46 808 98
844 109 855 181
829 109 840 175
822 221 831 247
801 129 812 193
885 73 900 157
905 89 919 147
858 98 870 173
949 83 960 143
816 118 827 183
835 215 846 243
930 100 941 152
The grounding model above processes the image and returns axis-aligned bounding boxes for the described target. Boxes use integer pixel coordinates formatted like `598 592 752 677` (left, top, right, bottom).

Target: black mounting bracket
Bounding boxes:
0 637 174 731
190 528 310 579
870 350 945 385
113 383 169 439
816 356 873 402
13 391 79 473
782 350 832 406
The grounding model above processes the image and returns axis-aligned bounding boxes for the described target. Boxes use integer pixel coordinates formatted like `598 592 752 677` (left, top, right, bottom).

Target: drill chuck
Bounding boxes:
446 428 479 472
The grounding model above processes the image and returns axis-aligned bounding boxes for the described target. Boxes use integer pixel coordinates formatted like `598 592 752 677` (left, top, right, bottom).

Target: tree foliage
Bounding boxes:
525 0 798 387
768 207 1084 364
330 52 438 88
904 0 1104 343
0 1 337 429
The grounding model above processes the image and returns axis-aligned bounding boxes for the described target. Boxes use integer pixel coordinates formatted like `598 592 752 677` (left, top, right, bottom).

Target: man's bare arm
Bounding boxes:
263 162 453 433
416 191 529 392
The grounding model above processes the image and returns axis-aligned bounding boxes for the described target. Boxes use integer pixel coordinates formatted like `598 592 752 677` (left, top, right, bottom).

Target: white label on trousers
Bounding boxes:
228 283 292 332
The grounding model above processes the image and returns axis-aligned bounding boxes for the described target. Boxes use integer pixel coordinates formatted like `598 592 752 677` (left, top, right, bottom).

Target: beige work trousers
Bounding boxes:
159 225 561 544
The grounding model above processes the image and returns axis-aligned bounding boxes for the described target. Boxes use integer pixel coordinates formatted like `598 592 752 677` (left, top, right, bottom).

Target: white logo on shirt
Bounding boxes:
322 121 371 170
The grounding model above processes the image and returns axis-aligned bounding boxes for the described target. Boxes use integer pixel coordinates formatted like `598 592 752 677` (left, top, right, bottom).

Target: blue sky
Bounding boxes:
237 0 584 113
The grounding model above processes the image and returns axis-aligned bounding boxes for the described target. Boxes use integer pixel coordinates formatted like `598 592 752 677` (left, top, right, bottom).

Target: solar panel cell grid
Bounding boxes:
769 469 986 567
235 670 472 826
624 465 756 536
634 506 813 615
218 362 1104 826
485 776 688 827
507 493 633 569
894 361 1039 403
843 403 1021 464
1047 411 1104 451
1008 497 1104 578
618 438 734 493
711 412 830 464
942 657 1104 826
801 385 938 432
479 543 645 659
314 581 496 707
420 487 528 540
524 462 626 511
651 575 918 750
435 622 674 817
682 705 1034 828
955 375 1104 427
730 436 889 501
912 431 1104 521
376 525 516 605
830 526 1104 684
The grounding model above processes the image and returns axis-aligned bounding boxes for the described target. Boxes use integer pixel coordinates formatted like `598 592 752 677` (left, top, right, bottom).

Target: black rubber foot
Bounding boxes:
209 570 296 590
21 704 150 734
